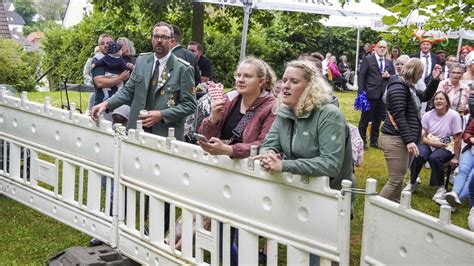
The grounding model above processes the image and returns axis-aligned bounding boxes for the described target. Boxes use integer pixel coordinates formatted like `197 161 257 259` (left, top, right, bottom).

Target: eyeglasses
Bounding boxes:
153 34 172 41
451 71 463 75
234 73 257 81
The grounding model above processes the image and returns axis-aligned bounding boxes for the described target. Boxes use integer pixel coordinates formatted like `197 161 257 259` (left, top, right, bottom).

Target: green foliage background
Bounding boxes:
0 40 41 91
39 1 392 89
4 0 472 91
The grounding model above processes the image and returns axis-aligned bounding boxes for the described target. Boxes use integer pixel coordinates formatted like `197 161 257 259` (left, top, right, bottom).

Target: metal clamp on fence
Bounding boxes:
44 96 51 113
135 120 143 140
69 103 76 120
341 188 378 196
246 145 258 171
166 127 176 149
0 87 5 101
21 91 28 107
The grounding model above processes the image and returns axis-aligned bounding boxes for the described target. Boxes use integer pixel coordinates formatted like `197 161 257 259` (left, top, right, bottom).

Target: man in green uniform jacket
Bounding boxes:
91 21 196 140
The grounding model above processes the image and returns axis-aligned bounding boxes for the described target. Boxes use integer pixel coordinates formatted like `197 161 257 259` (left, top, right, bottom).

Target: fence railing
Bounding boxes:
360 179 474 265
0 90 353 265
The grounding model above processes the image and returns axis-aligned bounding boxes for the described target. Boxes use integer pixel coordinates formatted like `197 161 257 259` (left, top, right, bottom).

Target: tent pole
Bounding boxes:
456 36 463 61
239 3 252 62
353 27 361 88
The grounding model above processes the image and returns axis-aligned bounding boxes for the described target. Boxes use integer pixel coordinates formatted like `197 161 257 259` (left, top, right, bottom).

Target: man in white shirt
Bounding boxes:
410 40 440 84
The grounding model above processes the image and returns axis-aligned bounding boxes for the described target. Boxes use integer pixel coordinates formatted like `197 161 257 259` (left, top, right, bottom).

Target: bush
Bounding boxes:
0 39 41 91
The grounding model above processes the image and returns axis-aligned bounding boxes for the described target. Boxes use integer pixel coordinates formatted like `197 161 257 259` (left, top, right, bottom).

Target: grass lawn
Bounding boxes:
0 90 471 264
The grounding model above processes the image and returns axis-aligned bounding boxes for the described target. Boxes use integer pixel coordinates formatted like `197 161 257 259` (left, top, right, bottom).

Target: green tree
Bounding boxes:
0 39 41 91
14 0 36 25
382 1 473 43
36 0 67 21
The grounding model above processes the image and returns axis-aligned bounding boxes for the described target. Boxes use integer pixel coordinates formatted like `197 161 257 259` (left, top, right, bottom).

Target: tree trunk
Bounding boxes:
191 2 204 44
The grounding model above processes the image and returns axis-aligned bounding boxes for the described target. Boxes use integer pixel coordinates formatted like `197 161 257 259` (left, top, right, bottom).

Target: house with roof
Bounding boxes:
4 1 25 33
63 0 92 28
0 1 11 39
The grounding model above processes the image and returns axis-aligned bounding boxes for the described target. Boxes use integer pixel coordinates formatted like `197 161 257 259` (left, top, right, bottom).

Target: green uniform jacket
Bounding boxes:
107 52 196 140
260 103 353 190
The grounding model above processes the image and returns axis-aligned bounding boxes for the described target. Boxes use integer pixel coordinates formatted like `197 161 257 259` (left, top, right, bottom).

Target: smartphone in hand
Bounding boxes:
193 133 209 143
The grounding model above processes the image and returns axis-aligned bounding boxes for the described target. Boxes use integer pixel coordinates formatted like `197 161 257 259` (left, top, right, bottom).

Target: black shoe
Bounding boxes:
89 238 103 246
258 250 267 264
370 142 381 149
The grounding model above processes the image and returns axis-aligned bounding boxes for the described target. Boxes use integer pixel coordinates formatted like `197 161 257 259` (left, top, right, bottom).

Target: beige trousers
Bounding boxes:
379 133 414 202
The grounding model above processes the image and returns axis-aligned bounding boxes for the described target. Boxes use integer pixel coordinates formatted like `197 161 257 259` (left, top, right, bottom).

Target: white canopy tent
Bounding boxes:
194 0 393 64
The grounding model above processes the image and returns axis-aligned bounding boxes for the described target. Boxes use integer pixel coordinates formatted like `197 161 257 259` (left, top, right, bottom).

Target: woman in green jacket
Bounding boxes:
256 60 353 190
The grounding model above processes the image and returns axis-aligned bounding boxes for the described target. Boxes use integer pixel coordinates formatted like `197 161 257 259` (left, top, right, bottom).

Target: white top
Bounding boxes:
153 51 172 84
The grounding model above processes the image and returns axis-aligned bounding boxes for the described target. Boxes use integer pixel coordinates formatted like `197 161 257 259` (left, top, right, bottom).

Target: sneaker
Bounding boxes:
403 177 421 192
258 250 267 264
433 198 449 206
432 187 447 201
469 207 474 231
445 191 461 207
346 84 358 91
416 177 421 184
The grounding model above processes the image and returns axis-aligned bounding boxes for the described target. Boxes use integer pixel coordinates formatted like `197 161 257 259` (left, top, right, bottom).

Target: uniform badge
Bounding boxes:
160 90 165 95
167 95 175 108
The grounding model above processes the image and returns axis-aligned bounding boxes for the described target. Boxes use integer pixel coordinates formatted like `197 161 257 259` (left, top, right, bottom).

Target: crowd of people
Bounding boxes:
83 21 473 254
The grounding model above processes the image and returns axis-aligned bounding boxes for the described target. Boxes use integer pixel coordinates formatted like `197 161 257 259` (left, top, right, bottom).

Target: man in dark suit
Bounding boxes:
410 40 440 84
358 40 395 149
91 21 196 141
188 41 213 83
170 25 201 86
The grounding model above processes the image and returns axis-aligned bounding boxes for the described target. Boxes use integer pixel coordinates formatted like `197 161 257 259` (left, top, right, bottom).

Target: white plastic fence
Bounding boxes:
360 179 474 265
0 90 352 265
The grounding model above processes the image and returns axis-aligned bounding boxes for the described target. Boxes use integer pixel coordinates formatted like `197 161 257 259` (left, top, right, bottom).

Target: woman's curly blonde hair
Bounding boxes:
275 60 333 117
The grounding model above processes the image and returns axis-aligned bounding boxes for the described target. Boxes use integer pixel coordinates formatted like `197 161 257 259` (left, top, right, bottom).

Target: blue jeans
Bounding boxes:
410 144 453 186
470 170 474 208
452 150 474 201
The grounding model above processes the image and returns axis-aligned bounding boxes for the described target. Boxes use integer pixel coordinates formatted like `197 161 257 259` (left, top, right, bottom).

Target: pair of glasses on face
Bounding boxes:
451 71 463 75
153 35 172 41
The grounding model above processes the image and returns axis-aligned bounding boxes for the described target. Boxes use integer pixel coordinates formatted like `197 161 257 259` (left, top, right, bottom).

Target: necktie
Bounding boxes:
146 60 160 110
379 58 384 73
423 54 430 79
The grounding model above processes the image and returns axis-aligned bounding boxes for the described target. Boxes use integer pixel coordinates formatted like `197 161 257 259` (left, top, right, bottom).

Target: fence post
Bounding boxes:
110 125 126 248
339 179 352 266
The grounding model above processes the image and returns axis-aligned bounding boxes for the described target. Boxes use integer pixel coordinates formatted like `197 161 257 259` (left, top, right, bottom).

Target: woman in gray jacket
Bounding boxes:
256 60 353 190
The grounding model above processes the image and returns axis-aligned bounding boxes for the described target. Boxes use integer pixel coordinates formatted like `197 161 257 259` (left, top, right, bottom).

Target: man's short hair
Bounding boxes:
189 41 203 53
172 25 182 42
437 50 446 55
98 33 113 44
153 21 174 36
